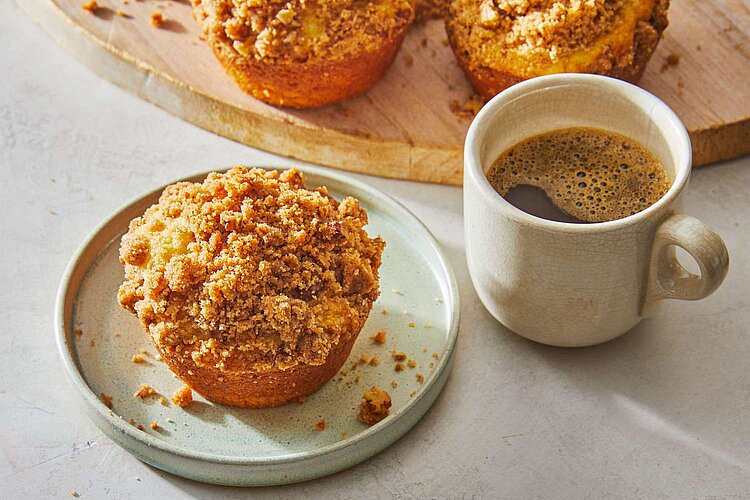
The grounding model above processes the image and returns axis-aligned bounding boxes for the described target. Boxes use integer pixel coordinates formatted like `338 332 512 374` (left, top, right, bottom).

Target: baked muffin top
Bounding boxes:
449 0 668 76
193 0 415 63
118 167 384 372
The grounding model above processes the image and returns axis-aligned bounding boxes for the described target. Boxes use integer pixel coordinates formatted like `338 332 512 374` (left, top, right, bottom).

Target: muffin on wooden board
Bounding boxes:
191 0 415 108
446 0 670 99
118 167 384 408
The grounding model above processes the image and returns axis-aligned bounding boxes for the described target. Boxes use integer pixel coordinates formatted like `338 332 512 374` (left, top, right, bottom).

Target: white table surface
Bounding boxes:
2 1 749 497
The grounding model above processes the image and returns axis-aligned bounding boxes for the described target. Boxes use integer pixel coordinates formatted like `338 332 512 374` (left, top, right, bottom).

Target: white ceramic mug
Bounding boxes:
464 74 729 347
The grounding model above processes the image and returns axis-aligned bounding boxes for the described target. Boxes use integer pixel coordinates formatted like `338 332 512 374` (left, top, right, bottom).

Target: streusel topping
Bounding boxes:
118 167 384 372
192 0 415 63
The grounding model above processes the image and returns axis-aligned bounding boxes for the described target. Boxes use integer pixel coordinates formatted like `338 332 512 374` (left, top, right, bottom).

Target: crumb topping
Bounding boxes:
450 0 666 76
118 167 384 373
192 0 415 63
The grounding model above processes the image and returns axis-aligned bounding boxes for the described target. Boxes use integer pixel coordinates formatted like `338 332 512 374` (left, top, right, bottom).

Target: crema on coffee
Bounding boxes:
486 127 671 223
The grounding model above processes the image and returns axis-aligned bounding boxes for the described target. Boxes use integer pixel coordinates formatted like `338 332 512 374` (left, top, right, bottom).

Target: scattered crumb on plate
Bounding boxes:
358 386 392 425
172 385 193 407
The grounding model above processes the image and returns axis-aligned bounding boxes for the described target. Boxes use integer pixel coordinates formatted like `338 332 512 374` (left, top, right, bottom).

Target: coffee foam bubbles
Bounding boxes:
486 127 671 223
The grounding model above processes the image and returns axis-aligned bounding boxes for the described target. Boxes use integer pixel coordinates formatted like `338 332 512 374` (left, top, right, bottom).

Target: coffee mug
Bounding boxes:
464 74 729 347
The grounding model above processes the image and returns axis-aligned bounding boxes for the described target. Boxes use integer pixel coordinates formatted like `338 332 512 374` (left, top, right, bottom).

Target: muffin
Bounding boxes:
191 0 416 108
446 0 670 99
117 167 385 407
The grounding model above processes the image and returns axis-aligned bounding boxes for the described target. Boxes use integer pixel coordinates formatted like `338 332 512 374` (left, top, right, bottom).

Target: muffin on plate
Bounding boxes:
117 167 384 408
446 0 670 99
192 0 416 108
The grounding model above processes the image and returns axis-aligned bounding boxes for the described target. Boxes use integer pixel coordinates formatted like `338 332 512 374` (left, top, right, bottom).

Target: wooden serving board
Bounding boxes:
20 0 750 185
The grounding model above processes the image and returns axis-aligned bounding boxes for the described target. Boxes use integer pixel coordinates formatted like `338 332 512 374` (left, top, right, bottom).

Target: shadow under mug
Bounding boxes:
464 74 729 347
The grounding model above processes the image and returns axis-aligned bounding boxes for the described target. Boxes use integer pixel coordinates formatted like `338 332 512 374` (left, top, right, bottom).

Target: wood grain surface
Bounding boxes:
19 0 750 185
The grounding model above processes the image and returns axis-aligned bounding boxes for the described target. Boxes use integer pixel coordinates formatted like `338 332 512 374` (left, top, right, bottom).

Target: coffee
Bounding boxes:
486 127 671 223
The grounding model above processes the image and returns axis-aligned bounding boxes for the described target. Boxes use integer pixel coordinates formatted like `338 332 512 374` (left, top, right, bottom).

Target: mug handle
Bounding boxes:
642 213 729 315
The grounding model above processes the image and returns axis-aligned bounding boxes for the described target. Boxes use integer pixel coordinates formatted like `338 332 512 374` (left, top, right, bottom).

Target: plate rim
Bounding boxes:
55 164 460 468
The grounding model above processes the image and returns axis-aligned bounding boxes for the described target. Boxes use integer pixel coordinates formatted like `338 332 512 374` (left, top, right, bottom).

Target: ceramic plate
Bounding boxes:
55 166 459 486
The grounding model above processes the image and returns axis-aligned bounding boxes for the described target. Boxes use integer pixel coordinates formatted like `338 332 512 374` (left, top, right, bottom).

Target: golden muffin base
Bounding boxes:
155 333 358 408
208 34 408 109
446 0 669 100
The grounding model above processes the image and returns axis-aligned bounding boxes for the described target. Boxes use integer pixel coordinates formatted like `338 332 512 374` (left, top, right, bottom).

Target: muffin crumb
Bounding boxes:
315 419 326 431
661 53 681 72
359 354 371 364
137 424 144 431
100 393 113 409
371 330 387 344
391 380 398 388
407 360 416 368
395 362 405 372
150 421 159 430
134 384 157 398
74 329 83 339
132 355 146 364
172 385 193 407
150 11 164 28
416 373 425 384
392 350 407 361
358 386 392 425
70 490 80 497
81 0 98 12
369 357 380 366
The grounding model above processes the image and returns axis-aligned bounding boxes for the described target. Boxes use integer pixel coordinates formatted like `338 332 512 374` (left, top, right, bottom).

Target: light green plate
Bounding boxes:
55 166 459 486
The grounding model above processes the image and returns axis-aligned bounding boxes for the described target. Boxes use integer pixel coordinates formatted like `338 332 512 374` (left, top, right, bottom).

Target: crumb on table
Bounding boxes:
172 384 193 407
661 53 681 72
134 384 157 398
81 0 99 12
450 94 485 119
150 11 164 28
358 386 392 425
